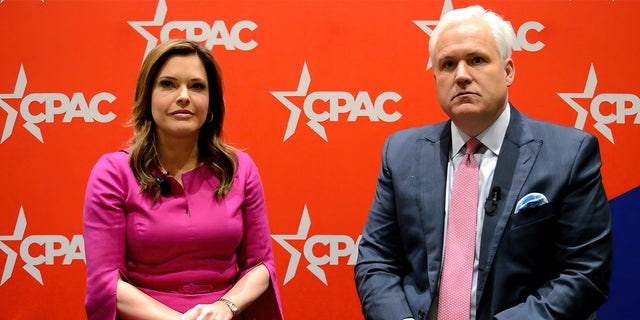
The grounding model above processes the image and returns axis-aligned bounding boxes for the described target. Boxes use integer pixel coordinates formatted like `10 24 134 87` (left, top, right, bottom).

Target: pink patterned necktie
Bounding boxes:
438 138 482 320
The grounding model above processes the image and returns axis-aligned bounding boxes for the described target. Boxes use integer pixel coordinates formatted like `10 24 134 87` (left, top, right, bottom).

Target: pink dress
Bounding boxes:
83 149 283 319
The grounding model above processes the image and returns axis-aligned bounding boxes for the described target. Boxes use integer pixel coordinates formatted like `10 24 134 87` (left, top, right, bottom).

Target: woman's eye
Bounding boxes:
159 80 175 89
191 83 206 90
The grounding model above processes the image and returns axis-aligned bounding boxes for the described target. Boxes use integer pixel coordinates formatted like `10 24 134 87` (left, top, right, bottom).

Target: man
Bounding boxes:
354 5 612 320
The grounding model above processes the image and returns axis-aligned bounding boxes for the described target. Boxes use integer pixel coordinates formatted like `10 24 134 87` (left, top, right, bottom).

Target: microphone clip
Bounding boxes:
484 186 501 216
153 173 171 196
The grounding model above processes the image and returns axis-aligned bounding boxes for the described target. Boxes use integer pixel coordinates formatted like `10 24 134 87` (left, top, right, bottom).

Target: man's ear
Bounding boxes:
505 58 515 87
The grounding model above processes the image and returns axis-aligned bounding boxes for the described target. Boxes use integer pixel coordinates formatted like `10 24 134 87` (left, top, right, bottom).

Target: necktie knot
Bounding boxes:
465 138 481 156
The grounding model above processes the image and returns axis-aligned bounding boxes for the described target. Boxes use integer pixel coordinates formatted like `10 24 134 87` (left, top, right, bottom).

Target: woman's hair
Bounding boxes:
429 5 515 62
128 39 237 199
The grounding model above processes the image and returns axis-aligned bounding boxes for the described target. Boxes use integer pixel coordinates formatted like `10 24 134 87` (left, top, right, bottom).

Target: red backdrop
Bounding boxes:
1 0 638 319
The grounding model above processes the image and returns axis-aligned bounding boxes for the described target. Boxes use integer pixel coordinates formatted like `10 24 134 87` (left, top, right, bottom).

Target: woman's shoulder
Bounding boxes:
233 149 253 164
231 149 260 177
91 148 131 173
99 148 129 162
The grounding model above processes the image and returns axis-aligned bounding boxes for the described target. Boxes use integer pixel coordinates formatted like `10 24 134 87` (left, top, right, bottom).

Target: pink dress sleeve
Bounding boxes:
82 152 129 320
235 152 284 319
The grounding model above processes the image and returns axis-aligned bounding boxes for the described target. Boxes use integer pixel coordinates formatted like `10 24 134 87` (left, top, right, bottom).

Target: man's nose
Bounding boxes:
454 62 472 83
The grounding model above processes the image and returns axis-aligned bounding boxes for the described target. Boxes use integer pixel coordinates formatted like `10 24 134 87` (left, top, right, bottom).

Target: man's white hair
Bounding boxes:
429 5 515 63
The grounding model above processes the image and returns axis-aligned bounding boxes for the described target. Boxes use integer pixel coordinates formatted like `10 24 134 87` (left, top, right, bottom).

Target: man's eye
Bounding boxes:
471 57 485 64
442 61 455 69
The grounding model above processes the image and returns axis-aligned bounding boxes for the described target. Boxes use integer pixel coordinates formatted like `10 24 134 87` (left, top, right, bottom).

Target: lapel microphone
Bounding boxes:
153 172 171 196
484 186 501 216
117 150 172 196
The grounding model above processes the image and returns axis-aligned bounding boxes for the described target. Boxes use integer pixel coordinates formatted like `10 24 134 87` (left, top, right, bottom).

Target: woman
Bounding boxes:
83 39 283 320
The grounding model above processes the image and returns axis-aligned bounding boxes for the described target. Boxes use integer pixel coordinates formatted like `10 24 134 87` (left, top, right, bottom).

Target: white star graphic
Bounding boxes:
0 207 45 285
0 65 27 144
271 205 311 285
128 0 167 61
0 65 47 143
557 64 611 141
0 206 27 285
413 0 454 70
270 62 314 142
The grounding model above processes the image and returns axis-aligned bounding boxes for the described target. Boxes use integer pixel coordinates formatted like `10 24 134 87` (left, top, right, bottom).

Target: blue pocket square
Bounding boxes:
515 193 549 214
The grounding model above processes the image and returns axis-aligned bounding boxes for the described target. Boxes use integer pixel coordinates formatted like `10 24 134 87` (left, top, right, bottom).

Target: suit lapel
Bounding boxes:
416 122 451 295
476 107 542 302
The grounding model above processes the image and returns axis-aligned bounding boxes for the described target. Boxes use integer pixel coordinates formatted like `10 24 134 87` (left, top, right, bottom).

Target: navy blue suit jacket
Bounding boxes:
354 106 612 320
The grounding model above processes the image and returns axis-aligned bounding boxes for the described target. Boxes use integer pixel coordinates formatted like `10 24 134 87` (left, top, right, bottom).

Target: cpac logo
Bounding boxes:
558 64 639 144
129 0 257 59
413 0 545 70
272 205 361 285
0 206 85 285
271 62 402 142
0 65 116 144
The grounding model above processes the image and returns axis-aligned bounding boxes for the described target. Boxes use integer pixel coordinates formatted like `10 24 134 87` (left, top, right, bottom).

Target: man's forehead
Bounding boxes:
434 24 497 58
435 42 494 60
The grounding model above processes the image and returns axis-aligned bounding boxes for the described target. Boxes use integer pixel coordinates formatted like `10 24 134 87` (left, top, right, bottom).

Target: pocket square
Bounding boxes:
515 192 548 214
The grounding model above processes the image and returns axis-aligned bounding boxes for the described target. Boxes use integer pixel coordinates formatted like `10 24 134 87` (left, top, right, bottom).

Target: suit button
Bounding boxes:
418 310 425 319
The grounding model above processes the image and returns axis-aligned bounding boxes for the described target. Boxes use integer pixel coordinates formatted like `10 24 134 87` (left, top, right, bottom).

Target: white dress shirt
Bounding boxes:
409 104 510 320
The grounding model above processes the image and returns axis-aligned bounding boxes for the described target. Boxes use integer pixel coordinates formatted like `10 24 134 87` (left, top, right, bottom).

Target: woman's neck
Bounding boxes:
156 136 200 178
